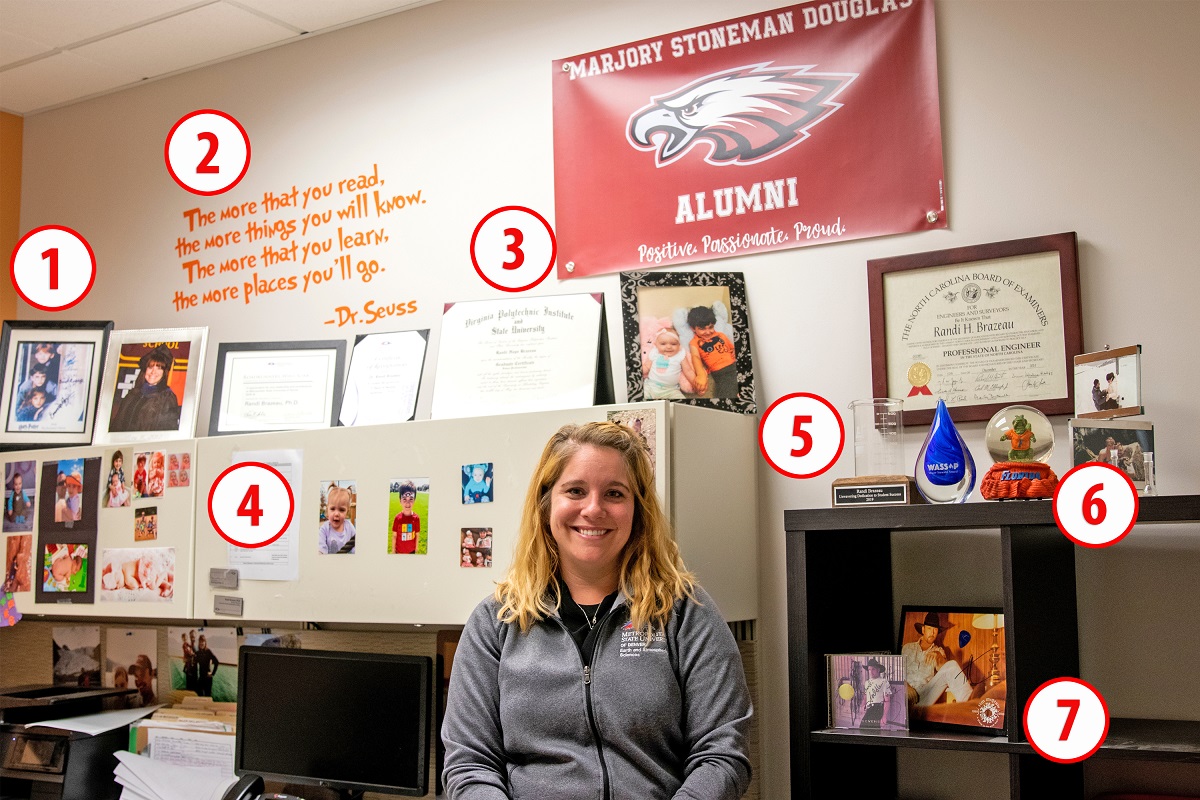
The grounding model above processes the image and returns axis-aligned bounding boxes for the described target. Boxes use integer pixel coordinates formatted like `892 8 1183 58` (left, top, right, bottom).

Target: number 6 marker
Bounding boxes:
208 462 294 548
1053 462 1139 548
1023 677 1109 763
758 392 845 479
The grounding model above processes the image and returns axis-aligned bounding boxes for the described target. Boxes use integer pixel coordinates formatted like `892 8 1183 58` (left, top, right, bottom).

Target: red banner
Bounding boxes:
552 0 945 279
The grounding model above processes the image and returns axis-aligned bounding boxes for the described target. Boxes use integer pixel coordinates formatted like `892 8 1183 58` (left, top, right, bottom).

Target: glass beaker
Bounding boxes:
848 398 905 477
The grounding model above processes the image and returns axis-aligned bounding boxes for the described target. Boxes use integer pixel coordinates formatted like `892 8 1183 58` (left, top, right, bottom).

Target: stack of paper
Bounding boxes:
114 751 237 800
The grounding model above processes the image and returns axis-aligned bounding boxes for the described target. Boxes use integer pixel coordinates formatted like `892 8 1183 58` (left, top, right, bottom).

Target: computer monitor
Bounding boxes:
235 647 431 798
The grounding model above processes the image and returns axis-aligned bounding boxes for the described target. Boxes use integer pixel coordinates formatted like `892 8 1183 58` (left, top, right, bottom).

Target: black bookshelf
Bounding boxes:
785 495 1200 799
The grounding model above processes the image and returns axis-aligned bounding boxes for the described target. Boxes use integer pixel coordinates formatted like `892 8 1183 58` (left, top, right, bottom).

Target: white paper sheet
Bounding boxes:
225 448 301 581
25 703 161 735
113 750 236 800
146 727 235 776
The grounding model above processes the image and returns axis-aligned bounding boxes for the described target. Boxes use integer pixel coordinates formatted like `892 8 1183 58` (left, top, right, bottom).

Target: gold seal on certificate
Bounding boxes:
907 362 932 397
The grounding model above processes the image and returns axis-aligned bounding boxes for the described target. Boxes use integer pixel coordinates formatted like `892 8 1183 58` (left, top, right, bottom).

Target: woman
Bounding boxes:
442 422 752 800
109 346 181 432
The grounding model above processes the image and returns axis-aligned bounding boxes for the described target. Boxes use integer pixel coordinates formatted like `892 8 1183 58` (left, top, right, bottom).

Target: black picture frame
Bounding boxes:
619 271 755 414
0 320 112 450
209 339 347 436
897 605 1007 735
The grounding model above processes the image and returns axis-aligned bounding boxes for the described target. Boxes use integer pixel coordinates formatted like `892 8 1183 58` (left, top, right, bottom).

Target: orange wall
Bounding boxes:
0 111 21 320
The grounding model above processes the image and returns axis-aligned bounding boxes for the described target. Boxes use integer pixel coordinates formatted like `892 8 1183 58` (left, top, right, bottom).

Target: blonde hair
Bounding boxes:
325 485 351 509
495 421 694 637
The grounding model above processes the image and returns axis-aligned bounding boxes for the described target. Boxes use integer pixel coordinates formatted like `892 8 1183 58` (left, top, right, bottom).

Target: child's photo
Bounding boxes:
52 625 101 686
105 469 131 508
621 272 755 414
133 451 165 499
461 527 493 568
52 458 85 525
318 480 357 554
4 533 32 592
43 543 88 592
607 409 657 472
6 341 95 434
3 460 36 532
462 463 493 504
389 478 428 555
168 453 180 471
99 547 174 602
134 507 158 541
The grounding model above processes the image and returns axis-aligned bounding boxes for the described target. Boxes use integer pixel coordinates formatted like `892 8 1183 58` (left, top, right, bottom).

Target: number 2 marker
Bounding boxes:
165 109 251 196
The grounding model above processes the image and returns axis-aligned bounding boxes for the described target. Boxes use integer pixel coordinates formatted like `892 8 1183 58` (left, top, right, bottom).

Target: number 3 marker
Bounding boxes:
1023 677 1109 763
208 462 294 548
758 393 845 479
165 109 251 196
1053 462 1139 548
470 206 556 292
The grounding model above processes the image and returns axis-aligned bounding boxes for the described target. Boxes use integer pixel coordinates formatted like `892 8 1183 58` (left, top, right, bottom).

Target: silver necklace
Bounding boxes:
572 596 600 629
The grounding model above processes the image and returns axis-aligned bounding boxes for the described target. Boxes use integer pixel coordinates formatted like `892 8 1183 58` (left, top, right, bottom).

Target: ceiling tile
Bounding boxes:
0 50 141 114
233 0 428 33
71 3 296 79
0 0 204 49
0 29 53 69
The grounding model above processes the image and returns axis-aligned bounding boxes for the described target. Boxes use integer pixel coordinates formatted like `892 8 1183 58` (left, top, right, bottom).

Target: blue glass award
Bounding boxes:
914 399 976 503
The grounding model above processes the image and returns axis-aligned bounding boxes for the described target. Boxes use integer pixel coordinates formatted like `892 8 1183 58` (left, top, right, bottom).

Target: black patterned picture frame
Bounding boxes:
619 271 755 414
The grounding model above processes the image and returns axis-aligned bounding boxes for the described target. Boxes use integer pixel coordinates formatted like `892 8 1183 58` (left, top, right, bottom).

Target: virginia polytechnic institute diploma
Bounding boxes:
884 252 1067 412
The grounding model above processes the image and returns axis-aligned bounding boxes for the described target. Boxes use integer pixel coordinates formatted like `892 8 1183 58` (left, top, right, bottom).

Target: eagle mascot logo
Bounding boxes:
627 63 857 167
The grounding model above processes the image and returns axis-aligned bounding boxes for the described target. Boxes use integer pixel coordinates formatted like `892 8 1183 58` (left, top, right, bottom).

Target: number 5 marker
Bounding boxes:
208 462 294 548
758 392 845 479
1053 462 1139 548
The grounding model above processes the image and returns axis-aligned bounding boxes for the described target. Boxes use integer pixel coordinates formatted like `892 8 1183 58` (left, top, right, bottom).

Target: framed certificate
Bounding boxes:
338 330 429 427
429 293 611 419
93 327 207 445
209 340 346 435
868 232 1082 425
0 320 112 450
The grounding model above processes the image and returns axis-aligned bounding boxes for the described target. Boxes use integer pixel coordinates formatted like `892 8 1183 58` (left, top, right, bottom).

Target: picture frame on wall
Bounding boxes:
92 327 208 446
0 320 113 450
619 271 756 415
209 339 346 436
338 329 429 427
868 232 1083 426
897 605 1007 734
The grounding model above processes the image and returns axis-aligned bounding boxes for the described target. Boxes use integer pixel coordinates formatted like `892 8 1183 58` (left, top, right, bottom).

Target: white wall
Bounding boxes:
19 1 1200 796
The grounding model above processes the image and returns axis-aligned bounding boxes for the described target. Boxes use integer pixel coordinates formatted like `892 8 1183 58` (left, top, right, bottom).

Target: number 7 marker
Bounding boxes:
1023 677 1109 763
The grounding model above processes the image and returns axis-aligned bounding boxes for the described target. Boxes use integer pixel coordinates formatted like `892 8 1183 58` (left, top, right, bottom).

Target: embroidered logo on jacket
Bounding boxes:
619 625 668 658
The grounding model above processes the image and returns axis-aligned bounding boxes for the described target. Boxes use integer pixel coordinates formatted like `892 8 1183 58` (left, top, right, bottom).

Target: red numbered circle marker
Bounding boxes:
165 109 251 196
1023 677 1110 763
208 462 294 548
758 392 845 479
9 225 96 311
470 206 556 292
1053 462 1139 548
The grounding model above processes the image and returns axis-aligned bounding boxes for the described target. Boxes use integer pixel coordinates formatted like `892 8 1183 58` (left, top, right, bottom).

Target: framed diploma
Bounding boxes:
93 327 208 445
338 330 429 427
0 320 112 450
209 340 346 435
868 232 1082 425
429 293 612 419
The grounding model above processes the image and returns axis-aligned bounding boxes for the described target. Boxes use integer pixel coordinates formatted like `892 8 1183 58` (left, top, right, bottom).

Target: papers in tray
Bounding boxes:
114 750 237 800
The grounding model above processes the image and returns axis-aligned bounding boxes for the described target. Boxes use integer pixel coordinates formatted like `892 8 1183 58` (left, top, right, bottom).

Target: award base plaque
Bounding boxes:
832 475 923 507
979 462 1058 500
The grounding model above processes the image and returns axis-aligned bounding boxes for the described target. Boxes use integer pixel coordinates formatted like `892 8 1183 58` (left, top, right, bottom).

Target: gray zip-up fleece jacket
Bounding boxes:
442 588 752 800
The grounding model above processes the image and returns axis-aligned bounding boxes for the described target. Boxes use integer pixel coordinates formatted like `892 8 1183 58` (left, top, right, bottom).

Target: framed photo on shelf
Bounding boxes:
868 232 1083 426
826 653 908 731
92 327 207 446
619 271 755 414
897 606 1007 734
0 320 112 450
1073 345 1144 419
1069 418 1154 490
209 339 346 436
338 329 429 427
